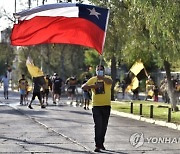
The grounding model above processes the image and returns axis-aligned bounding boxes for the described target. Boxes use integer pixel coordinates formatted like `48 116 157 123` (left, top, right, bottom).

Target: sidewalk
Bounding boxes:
114 92 180 131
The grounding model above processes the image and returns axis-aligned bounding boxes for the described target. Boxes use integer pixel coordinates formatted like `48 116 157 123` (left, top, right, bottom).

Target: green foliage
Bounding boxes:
90 0 180 71
17 44 85 81
1 0 180 86
79 71 92 83
84 50 101 72
0 44 15 76
123 0 180 69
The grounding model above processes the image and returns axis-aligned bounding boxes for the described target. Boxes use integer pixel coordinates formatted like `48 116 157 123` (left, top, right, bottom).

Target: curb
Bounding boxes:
111 110 180 131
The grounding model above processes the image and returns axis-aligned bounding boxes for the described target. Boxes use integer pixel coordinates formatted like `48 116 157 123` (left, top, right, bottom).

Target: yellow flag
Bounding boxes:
130 61 144 76
125 77 139 92
26 57 44 77
131 77 139 90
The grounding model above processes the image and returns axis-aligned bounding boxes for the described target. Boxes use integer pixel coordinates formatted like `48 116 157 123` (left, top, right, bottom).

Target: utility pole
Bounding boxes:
28 0 31 8
42 0 46 5
14 0 16 13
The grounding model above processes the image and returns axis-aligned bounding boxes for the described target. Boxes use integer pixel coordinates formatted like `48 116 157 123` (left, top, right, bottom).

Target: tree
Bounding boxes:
84 50 103 73
89 0 130 100
18 44 85 82
0 43 15 76
123 0 180 111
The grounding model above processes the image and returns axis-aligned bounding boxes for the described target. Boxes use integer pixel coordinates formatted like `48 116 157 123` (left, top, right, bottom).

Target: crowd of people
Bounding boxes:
1 72 92 110
1 67 179 152
0 65 113 152
1 71 180 106
25 73 78 109
159 75 180 103
114 73 180 103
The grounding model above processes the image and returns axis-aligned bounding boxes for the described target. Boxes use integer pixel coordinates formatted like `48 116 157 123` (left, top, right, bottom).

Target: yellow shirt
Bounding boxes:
44 78 49 90
86 75 112 106
19 79 28 90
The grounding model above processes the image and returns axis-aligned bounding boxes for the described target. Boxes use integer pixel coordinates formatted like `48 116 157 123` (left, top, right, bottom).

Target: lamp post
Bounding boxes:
28 0 31 8
14 0 16 13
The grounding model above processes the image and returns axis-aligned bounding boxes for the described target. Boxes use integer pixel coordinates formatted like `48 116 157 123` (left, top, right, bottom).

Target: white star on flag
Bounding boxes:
87 8 101 19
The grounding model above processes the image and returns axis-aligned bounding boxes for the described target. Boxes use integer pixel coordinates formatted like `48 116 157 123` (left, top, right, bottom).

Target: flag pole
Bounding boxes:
144 66 149 77
99 54 103 66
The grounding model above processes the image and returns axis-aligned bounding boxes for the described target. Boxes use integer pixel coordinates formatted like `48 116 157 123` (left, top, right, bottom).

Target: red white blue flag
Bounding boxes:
10 3 109 54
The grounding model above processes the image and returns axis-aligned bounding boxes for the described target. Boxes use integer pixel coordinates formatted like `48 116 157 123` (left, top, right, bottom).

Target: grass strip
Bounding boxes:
111 100 180 124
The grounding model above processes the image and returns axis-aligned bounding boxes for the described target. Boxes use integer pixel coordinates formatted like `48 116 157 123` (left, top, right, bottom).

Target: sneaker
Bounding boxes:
87 107 89 110
41 105 46 108
84 106 86 110
94 147 101 152
28 105 33 109
53 101 56 104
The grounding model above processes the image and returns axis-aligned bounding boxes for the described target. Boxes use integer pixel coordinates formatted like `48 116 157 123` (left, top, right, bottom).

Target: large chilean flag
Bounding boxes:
10 3 109 54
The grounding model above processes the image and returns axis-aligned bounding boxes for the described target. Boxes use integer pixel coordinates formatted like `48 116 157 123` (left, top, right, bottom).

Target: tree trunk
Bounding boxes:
60 45 65 81
164 60 179 111
46 44 50 74
111 55 116 101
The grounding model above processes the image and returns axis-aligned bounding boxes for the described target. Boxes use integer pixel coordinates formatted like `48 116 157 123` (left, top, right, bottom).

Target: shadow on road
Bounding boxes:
100 149 128 154
0 136 90 153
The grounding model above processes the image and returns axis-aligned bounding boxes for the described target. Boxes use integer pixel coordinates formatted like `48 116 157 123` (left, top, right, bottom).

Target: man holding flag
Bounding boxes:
28 77 46 109
26 58 46 109
82 65 112 152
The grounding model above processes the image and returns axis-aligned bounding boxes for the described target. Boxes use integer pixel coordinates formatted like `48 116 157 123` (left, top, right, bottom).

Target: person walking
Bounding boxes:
42 75 52 105
145 76 154 100
28 78 46 109
1 74 9 99
120 79 126 99
52 73 63 105
82 75 91 110
82 65 113 152
66 76 77 104
18 74 28 105
153 85 159 102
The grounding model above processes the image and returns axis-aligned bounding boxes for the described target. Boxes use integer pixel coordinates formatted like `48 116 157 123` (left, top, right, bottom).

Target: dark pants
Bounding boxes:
92 106 111 148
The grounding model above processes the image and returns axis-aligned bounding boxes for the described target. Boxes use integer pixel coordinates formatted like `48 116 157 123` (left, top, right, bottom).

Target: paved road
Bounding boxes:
0 89 180 154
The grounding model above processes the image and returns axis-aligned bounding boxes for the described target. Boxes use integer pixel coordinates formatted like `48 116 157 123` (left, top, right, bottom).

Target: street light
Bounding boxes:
14 0 16 13
28 0 31 8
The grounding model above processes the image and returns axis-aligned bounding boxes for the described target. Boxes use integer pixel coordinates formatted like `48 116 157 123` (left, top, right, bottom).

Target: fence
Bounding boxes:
130 102 172 122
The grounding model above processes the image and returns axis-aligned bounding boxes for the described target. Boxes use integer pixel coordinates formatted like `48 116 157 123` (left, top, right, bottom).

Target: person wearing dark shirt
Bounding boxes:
120 80 126 99
82 75 91 110
28 78 46 109
52 73 63 104
153 85 159 102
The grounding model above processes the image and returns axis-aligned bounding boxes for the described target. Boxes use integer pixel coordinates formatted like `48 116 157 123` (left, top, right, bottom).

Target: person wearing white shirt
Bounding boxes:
1 74 9 99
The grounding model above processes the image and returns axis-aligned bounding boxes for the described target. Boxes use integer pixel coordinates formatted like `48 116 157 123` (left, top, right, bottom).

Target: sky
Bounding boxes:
0 0 89 31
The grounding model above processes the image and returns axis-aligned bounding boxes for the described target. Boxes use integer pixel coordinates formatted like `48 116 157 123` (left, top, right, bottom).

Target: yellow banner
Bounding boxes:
130 61 144 76
26 58 44 77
